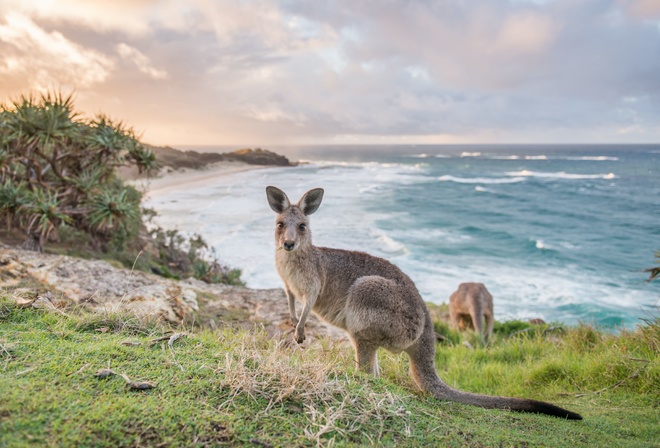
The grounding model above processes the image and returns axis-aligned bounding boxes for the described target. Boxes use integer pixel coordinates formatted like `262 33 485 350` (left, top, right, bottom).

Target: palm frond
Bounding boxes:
86 188 140 234
20 188 71 241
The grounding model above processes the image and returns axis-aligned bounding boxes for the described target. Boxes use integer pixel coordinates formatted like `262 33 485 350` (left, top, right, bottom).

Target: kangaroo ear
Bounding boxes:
266 186 291 213
298 188 324 216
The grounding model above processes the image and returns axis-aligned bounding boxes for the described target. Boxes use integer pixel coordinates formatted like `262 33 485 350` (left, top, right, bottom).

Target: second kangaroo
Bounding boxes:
266 186 582 420
449 282 494 342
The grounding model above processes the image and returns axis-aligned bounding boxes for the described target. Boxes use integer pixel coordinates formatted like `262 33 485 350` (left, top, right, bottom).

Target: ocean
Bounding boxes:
145 144 660 330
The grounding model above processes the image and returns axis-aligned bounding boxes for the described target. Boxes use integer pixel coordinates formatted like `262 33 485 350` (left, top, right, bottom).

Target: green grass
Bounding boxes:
0 294 658 447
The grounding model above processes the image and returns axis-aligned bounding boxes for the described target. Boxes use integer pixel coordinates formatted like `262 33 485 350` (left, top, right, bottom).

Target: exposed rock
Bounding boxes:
0 245 345 343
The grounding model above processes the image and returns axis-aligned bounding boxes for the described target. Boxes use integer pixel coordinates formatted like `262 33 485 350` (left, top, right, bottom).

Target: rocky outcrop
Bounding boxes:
0 246 345 342
224 148 294 166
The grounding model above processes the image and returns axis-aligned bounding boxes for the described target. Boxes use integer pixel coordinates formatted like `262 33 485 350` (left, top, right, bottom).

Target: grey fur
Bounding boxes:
449 282 494 342
266 186 582 420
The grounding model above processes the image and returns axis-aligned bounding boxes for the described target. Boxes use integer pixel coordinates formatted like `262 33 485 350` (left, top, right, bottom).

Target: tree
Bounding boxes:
0 92 157 252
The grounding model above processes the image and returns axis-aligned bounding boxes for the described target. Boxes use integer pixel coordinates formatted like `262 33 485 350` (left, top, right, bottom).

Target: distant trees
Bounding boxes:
0 92 156 252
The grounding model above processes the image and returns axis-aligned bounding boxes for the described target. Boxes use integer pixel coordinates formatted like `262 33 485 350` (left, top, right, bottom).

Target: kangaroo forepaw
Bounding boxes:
295 328 306 344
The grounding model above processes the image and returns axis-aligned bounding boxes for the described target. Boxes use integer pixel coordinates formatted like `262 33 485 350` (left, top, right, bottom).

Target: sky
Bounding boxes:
1 0 659 147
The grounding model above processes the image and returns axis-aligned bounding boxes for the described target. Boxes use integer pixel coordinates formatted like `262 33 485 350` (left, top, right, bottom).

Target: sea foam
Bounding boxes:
506 170 617 180
560 156 619 161
438 175 526 184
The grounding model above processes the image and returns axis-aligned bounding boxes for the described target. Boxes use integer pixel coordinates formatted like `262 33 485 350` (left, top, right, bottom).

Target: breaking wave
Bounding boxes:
561 156 619 161
439 175 526 184
506 170 617 180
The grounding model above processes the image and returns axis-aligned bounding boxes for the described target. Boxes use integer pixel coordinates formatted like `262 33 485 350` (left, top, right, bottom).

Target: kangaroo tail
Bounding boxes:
407 320 583 420
429 382 583 420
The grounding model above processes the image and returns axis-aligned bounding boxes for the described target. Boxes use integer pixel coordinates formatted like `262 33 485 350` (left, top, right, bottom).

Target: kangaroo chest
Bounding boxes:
276 252 322 301
276 251 351 329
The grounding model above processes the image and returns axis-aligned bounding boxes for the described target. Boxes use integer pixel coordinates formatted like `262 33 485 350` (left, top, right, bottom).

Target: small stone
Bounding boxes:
94 368 116 379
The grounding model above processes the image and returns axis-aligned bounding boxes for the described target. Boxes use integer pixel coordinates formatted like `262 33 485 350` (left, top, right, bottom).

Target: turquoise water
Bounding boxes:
148 144 659 330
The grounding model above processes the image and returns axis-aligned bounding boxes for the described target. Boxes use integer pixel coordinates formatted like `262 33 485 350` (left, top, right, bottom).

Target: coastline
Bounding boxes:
121 145 296 199
130 160 265 199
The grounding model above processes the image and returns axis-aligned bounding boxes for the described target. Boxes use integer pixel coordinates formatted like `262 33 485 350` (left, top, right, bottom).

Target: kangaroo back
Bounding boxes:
266 186 582 420
449 282 494 341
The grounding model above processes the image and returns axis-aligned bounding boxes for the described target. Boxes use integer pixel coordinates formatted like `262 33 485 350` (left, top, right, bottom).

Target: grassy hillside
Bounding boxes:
0 293 658 447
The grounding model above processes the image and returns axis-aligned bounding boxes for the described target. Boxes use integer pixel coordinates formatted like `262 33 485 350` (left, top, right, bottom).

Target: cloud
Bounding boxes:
116 43 168 80
0 0 158 36
1 0 659 145
0 13 113 91
619 0 660 19
495 11 557 55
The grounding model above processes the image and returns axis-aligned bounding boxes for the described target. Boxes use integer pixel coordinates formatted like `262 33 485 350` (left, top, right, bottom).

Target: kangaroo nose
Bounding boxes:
283 241 295 251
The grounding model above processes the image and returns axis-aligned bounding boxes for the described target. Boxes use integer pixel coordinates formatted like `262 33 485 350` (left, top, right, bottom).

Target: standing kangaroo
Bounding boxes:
266 186 582 420
449 283 494 342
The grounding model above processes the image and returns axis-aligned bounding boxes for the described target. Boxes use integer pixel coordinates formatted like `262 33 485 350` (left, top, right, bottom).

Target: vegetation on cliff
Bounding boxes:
145 145 295 171
0 92 241 285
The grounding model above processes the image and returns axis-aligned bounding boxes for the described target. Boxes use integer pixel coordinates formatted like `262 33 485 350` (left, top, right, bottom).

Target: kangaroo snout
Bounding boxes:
283 241 296 251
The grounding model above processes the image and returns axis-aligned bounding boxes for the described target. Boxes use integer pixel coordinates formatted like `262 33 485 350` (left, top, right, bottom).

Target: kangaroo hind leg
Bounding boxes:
469 304 485 341
485 313 494 341
352 340 379 377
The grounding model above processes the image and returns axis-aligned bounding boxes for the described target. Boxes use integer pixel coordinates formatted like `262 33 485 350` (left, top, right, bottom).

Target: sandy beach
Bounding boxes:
130 160 263 199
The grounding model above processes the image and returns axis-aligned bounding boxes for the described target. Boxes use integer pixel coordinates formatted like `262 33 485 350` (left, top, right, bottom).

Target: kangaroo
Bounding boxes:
449 282 494 342
266 186 582 420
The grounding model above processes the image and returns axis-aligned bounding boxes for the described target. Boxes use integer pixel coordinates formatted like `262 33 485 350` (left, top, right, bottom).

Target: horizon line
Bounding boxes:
161 142 660 148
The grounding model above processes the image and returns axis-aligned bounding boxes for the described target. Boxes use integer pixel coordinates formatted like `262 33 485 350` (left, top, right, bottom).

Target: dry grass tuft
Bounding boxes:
74 306 166 335
214 328 412 445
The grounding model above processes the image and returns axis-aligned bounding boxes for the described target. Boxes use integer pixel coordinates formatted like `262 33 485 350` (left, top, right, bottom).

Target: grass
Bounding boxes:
0 292 658 447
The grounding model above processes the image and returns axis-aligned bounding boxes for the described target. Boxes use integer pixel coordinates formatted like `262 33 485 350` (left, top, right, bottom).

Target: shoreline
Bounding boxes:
130 160 266 199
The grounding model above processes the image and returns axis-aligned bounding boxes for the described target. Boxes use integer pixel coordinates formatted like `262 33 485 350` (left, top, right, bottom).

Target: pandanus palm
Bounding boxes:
20 189 71 252
86 188 140 235
0 92 157 252
0 180 28 231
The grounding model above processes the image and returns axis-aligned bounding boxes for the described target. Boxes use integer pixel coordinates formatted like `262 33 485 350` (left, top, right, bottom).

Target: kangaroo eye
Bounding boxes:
299 223 306 231
277 222 284 229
